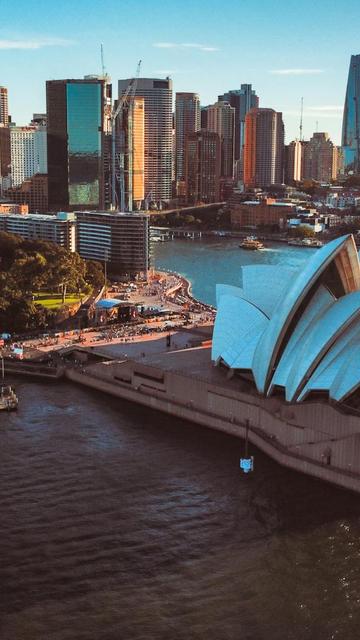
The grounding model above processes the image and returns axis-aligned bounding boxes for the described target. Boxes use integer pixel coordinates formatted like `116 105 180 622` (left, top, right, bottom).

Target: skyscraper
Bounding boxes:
302 132 338 183
0 87 8 126
342 54 360 175
114 97 145 210
175 92 200 193
10 125 47 186
285 140 303 184
46 77 112 211
118 78 173 205
243 108 284 188
206 101 235 178
185 130 221 204
0 125 11 188
219 85 259 179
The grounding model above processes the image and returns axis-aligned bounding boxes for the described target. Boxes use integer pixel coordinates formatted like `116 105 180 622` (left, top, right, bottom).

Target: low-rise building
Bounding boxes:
0 209 152 278
0 211 76 250
0 202 28 214
231 198 295 229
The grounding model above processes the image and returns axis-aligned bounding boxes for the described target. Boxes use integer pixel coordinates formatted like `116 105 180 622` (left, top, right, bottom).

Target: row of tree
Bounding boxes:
0 232 104 334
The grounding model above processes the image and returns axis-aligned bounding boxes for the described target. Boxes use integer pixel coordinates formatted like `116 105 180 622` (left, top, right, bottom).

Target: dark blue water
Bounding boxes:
1 239 360 639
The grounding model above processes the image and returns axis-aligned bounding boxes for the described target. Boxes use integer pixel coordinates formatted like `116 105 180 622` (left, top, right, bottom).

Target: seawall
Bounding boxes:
65 350 360 495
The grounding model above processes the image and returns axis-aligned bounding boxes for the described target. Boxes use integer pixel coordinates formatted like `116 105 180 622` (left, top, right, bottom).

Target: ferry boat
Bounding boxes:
239 236 265 251
0 385 18 411
288 238 324 248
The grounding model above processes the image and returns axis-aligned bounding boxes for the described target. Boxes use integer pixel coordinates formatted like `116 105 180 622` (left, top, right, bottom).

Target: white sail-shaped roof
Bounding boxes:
212 286 268 366
285 291 360 401
298 322 360 401
268 284 335 394
252 235 358 394
211 234 360 405
330 342 360 402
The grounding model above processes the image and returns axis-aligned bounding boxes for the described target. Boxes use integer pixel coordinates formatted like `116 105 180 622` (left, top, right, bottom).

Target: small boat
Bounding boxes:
239 236 265 250
0 385 18 411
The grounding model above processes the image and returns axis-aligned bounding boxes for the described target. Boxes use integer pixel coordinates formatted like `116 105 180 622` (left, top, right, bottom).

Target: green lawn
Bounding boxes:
34 292 83 310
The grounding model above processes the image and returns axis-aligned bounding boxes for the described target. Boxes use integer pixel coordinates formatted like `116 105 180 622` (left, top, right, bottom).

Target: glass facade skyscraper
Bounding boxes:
47 78 111 211
342 54 360 175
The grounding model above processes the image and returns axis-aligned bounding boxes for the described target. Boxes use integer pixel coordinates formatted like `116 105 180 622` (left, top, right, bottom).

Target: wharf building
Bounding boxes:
175 92 200 197
118 78 173 205
243 108 284 188
46 77 112 212
185 130 221 204
342 54 360 175
219 84 259 181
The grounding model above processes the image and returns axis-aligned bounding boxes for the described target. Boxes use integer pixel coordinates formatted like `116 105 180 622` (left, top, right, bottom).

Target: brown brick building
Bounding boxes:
231 198 295 229
4 173 48 213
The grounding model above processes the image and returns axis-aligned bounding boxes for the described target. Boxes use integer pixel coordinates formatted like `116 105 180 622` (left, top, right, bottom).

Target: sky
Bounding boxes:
1 0 359 144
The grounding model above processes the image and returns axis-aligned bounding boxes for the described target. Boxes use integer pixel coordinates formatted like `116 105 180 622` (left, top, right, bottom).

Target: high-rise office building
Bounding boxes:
10 125 47 187
46 77 112 211
243 108 284 188
219 85 259 165
175 93 200 192
114 96 145 210
206 101 235 178
0 87 8 126
118 78 173 204
185 130 221 204
342 54 360 175
285 140 303 184
302 132 338 183
0 125 11 185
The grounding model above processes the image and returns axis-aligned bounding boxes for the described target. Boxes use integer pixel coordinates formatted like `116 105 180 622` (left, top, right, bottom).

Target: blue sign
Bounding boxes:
240 457 254 474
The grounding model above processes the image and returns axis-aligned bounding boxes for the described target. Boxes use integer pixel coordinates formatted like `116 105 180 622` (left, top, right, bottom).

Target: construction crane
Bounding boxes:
111 60 141 211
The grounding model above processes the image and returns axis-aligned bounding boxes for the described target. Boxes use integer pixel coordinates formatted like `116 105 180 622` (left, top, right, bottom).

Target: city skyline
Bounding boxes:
1 0 360 144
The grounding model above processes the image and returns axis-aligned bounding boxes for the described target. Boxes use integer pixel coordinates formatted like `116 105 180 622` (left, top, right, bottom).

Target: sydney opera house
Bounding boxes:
212 234 360 408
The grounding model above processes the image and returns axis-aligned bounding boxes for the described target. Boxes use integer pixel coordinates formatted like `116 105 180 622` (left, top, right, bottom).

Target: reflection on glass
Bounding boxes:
342 55 360 175
67 83 101 206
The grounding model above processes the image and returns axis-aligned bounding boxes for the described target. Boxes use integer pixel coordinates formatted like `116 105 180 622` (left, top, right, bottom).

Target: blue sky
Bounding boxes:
1 0 359 144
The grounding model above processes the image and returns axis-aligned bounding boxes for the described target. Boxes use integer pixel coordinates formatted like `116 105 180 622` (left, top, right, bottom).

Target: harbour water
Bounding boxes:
1 239 360 639
153 237 310 306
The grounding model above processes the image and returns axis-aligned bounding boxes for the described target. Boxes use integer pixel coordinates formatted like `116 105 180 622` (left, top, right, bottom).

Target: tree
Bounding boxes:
85 260 104 289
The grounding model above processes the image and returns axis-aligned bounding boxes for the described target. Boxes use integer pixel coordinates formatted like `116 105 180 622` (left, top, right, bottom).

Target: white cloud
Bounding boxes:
0 37 73 50
269 68 324 76
307 105 343 112
153 42 219 52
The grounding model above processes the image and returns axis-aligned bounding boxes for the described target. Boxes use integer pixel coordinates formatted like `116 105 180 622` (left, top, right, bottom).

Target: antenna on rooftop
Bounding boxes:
101 43 106 77
316 120 319 133
299 96 304 141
